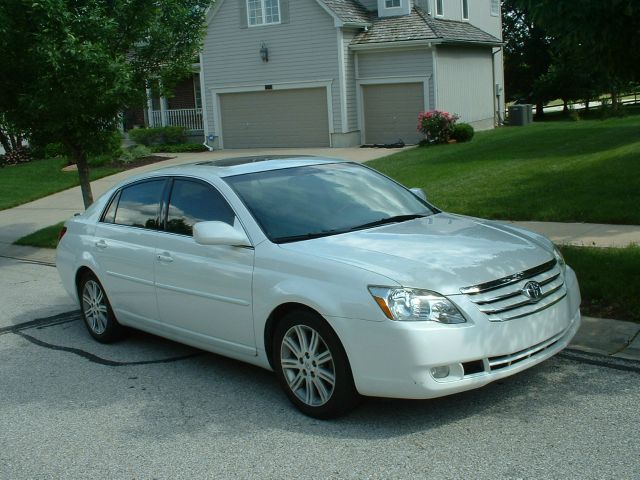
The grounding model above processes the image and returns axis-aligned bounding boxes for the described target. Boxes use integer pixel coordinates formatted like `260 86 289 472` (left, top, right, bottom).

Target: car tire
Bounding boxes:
273 309 360 419
78 271 126 343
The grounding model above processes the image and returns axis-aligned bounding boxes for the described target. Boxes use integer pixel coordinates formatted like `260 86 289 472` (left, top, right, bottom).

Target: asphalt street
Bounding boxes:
1 257 639 479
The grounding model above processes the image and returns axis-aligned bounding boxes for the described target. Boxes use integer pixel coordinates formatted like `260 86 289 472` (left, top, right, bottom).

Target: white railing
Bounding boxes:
151 108 203 131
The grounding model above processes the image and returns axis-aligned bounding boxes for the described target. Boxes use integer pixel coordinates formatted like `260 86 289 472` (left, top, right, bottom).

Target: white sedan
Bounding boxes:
56 157 581 418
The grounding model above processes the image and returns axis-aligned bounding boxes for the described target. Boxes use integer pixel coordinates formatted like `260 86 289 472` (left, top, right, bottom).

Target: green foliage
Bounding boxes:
149 143 208 153
0 0 209 206
451 123 475 143
367 112 640 225
120 145 152 164
129 126 187 146
417 110 459 144
1 146 32 166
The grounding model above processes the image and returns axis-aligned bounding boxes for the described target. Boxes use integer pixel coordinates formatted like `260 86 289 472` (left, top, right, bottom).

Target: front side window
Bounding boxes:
247 0 280 26
166 179 235 236
113 180 165 229
225 163 436 243
462 0 469 19
385 0 401 8
490 0 500 16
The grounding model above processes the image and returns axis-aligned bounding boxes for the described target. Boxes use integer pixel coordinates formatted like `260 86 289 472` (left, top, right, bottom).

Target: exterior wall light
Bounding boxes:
260 43 269 62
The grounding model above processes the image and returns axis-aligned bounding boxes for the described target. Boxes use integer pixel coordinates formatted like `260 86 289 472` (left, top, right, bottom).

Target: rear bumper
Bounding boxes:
329 267 581 399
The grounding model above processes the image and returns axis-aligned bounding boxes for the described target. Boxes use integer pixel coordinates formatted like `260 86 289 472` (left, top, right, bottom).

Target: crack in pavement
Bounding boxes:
3 310 203 367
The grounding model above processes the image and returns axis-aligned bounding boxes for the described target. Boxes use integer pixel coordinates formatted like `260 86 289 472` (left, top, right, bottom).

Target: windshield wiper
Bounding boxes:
274 229 350 244
347 214 427 232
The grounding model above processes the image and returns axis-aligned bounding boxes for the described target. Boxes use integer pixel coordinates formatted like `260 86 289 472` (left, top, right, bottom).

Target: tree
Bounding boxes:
502 0 553 117
0 0 209 207
517 0 640 108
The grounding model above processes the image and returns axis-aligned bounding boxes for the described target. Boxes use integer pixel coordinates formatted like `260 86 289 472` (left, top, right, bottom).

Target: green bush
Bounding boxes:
149 143 208 153
417 110 459 144
451 123 475 143
129 126 186 146
119 145 152 164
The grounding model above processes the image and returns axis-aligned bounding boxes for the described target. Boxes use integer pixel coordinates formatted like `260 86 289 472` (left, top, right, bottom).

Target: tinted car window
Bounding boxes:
166 179 235 236
102 190 120 224
114 180 165 229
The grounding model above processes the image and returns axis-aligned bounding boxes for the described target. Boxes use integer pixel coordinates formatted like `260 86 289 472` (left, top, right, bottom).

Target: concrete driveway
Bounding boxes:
0 147 407 251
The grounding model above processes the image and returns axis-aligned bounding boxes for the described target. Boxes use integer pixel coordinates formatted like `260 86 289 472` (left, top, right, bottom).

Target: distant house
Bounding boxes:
135 0 504 149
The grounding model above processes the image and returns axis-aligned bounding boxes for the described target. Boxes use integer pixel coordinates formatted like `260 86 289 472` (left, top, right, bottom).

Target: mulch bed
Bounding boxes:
114 154 175 170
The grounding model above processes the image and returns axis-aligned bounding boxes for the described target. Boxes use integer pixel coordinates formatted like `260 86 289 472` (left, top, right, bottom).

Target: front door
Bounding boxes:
153 178 255 354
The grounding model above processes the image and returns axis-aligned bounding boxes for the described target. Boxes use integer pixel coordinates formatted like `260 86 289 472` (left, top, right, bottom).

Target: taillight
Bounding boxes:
58 227 67 242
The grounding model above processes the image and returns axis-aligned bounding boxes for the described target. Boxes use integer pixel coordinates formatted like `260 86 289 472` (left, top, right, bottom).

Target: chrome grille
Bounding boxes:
460 259 566 322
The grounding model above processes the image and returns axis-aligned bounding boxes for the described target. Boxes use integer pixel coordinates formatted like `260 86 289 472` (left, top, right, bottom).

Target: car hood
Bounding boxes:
279 213 554 295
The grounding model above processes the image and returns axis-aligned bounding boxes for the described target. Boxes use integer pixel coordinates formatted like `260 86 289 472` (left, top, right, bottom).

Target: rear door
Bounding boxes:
154 178 256 355
93 179 167 324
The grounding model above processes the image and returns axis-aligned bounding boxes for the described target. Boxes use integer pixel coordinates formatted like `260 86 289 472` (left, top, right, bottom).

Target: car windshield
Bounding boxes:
224 162 437 243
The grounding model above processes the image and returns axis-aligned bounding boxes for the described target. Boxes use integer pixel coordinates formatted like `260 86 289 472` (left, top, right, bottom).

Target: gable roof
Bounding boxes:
319 0 371 25
351 7 501 47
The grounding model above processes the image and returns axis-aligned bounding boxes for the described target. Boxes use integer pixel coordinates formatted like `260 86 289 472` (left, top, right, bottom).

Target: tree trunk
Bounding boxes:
70 146 94 208
0 128 11 153
585 98 590 112
562 100 568 113
611 88 619 110
535 101 545 119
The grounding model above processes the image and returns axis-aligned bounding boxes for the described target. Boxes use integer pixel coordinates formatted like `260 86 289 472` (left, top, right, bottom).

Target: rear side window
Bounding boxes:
166 179 235 236
113 180 165 229
102 191 121 223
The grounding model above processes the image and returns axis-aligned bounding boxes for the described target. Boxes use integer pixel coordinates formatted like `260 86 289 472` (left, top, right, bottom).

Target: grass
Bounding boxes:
367 110 640 224
0 157 122 211
560 245 640 323
14 222 65 249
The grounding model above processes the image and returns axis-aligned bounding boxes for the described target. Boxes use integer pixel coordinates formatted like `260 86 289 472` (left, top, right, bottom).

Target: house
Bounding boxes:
199 0 503 149
134 0 503 148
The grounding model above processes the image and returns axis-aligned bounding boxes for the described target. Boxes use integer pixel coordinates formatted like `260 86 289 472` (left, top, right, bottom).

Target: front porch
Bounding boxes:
148 107 203 132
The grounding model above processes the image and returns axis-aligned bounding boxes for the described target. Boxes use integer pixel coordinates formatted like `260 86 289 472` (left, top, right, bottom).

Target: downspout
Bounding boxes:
492 46 502 126
198 52 214 151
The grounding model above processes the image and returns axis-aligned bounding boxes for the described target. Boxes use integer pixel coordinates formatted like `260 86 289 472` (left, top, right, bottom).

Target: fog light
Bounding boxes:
431 366 450 379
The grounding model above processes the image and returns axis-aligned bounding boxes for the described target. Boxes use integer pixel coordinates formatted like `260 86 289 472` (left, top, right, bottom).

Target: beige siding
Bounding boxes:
219 88 329 148
203 0 341 140
435 46 494 127
363 83 424 145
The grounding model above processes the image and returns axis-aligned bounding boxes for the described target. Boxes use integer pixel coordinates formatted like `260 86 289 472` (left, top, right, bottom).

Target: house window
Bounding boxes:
462 0 469 19
435 0 443 16
247 0 280 26
385 0 401 7
491 0 500 16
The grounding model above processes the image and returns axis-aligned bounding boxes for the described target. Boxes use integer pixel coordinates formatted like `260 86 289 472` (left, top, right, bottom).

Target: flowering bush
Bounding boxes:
417 110 459 144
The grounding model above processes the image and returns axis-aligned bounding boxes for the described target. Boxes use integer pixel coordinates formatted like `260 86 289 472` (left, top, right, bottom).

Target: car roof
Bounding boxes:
130 155 351 182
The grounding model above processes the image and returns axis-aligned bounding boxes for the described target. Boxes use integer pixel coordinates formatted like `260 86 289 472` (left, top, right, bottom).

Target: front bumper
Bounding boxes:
329 266 581 399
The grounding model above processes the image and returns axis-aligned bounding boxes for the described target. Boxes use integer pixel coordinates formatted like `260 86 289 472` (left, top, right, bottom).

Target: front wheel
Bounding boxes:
273 310 360 419
78 271 126 343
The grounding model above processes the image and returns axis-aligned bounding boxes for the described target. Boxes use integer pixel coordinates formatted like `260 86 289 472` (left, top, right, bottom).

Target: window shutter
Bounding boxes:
280 0 290 24
239 0 248 29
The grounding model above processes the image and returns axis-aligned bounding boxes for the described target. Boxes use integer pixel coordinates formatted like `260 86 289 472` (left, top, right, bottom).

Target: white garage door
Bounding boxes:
219 88 330 148
362 83 424 145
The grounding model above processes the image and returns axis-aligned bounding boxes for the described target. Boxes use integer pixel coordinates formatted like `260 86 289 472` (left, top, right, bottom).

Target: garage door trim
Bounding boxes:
211 80 334 148
357 76 431 145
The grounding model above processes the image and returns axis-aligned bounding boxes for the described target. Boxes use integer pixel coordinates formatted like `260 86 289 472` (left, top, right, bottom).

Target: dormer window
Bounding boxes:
435 0 443 16
247 0 280 26
385 0 401 7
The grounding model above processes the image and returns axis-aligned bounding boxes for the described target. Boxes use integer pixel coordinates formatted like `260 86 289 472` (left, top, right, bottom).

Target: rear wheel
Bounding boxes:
273 310 360 419
78 272 125 343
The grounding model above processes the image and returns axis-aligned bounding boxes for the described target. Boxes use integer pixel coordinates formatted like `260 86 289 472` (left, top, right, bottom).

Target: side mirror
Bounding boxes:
193 221 251 247
410 187 427 201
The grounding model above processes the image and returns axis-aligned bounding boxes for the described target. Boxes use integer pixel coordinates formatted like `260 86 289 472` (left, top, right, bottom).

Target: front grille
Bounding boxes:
488 329 564 370
460 259 566 322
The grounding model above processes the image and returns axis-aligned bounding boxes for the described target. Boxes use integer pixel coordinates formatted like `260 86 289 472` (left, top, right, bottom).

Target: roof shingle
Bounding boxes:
319 0 371 24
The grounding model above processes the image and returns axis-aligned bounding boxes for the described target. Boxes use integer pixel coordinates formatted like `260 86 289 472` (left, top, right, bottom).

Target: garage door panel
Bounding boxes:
220 88 329 148
363 83 424 145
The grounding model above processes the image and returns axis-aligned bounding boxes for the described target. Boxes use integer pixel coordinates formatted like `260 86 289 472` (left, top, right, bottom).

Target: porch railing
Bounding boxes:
151 108 203 131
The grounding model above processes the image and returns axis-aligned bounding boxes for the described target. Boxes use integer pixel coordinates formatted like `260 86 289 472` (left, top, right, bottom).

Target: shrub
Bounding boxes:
149 143 208 153
417 110 459 144
129 126 187 146
119 145 152 164
451 123 475 143
1 146 32 166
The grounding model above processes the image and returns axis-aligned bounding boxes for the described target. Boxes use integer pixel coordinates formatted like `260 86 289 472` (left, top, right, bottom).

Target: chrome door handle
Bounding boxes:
157 253 173 263
95 239 107 249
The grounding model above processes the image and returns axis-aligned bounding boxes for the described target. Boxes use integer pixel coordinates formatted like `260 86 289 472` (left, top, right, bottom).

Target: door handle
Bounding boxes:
157 253 173 263
95 239 107 249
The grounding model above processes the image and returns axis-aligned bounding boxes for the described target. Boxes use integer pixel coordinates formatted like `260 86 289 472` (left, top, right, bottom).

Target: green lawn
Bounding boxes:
367 112 640 224
0 157 122 210
561 245 640 323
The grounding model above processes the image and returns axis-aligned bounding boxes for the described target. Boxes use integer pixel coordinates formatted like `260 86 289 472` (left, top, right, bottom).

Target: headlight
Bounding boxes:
553 246 566 273
368 286 467 324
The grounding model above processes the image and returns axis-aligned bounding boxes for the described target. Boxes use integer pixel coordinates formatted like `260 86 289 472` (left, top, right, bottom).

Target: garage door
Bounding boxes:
362 83 424 145
219 88 330 148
